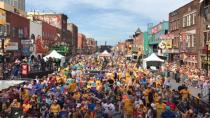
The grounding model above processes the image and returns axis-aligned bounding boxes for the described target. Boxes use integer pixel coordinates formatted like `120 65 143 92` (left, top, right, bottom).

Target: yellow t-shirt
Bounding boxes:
156 103 166 118
22 90 29 100
180 89 189 99
73 93 81 101
69 83 77 92
50 104 61 113
22 104 32 113
124 99 133 114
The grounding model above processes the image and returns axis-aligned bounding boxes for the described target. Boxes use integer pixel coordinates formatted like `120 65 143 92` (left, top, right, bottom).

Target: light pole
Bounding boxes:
207 43 209 76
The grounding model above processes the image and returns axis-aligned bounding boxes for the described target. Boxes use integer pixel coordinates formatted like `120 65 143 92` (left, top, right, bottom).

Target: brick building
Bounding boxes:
86 38 97 54
133 28 144 56
30 21 60 55
169 0 199 67
3 10 29 57
78 33 86 49
32 13 68 41
199 0 210 72
67 23 78 55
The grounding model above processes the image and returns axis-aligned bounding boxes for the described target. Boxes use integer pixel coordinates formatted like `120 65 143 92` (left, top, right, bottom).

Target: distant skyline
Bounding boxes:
26 0 192 45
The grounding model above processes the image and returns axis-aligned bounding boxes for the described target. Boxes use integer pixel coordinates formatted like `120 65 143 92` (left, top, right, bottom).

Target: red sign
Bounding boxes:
34 15 62 29
160 34 174 40
21 64 29 76
152 27 158 34
36 35 48 53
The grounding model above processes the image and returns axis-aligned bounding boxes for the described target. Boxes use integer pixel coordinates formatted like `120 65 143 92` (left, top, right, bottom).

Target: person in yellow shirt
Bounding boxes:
50 100 61 117
154 92 159 103
180 88 189 101
21 88 29 101
22 100 32 114
73 91 81 101
155 99 166 118
123 97 134 118
144 87 151 105
69 83 77 92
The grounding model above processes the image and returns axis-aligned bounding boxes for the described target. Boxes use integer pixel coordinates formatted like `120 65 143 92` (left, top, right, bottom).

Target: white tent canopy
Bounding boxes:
44 50 64 61
143 53 164 69
99 50 111 57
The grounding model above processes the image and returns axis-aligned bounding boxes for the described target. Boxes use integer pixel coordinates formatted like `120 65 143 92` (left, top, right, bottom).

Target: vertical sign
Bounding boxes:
0 9 6 25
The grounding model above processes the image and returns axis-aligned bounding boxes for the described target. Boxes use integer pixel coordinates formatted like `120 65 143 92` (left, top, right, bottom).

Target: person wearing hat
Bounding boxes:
161 106 175 118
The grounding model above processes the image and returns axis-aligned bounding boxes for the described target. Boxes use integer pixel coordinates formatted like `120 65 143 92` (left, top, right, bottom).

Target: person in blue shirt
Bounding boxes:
161 106 176 118
88 100 96 112
58 106 68 118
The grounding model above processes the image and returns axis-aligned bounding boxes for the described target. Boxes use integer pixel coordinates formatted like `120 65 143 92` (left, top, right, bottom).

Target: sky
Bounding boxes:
26 0 192 45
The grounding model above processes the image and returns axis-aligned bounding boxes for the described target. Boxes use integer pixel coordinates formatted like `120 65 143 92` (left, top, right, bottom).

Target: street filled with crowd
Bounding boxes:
0 54 209 118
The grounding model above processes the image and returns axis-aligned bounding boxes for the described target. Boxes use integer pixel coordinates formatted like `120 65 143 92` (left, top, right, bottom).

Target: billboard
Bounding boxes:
34 15 62 29
0 9 6 25
35 35 48 53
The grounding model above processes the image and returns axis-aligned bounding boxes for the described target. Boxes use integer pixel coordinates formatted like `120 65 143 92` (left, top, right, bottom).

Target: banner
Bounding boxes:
208 43 210 51
0 9 6 25
165 40 172 49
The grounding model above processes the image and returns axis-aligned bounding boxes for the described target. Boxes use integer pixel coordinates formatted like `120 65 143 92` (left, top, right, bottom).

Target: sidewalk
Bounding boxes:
170 79 201 97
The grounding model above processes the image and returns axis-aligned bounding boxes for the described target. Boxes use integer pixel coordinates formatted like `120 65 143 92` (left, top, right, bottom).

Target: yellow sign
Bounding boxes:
0 9 6 25
159 39 172 49
208 43 210 51
165 40 172 49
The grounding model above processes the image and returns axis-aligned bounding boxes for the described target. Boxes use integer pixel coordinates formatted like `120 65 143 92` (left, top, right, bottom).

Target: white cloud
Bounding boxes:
26 0 193 45
26 0 74 12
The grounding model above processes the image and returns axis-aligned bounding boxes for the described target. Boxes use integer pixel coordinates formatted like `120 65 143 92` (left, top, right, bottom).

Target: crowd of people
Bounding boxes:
2 55 61 79
161 63 210 99
0 54 209 118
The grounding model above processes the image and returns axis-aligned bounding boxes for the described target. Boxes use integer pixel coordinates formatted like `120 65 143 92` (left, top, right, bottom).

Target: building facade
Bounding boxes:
77 33 86 54
0 0 26 16
199 0 210 73
30 21 61 56
133 28 144 56
32 14 68 41
3 10 29 57
67 23 78 55
86 38 97 54
147 21 169 57
169 0 200 67
143 32 149 56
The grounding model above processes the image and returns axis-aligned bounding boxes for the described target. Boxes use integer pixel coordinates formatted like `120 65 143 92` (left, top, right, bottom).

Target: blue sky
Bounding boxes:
26 0 192 45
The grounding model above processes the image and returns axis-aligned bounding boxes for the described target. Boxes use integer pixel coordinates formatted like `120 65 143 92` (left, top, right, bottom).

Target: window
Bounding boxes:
192 13 196 24
183 11 196 27
208 31 210 42
192 34 195 47
183 17 186 27
187 15 190 26
186 34 195 48
18 28 23 38
187 35 190 47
